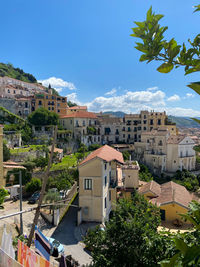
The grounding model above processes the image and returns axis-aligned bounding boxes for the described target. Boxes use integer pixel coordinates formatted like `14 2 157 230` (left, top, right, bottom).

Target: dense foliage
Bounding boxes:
47 168 77 191
84 191 175 266
28 107 59 126
139 164 154 182
67 101 77 107
0 63 37 83
25 178 42 194
0 188 8 207
122 150 131 161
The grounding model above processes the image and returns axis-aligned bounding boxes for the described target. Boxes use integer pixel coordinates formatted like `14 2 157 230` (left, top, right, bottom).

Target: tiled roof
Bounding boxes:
167 135 186 144
68 106 87 110
139 180 194 209
138 180 161 196
60 111 97 119
79 145 124 165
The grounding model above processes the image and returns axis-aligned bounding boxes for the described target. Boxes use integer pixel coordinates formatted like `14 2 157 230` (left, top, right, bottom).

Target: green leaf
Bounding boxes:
187 82 200 95
183 245 200 265
174 238 188 255
157 63 174 73
146 6 152 21
139 54 148 62
193 5 200 13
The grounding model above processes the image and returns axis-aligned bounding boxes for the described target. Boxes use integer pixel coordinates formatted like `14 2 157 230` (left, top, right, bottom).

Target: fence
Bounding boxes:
41 182 77 226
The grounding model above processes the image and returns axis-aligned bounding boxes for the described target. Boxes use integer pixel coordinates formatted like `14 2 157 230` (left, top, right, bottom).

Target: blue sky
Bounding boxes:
1 0 200 116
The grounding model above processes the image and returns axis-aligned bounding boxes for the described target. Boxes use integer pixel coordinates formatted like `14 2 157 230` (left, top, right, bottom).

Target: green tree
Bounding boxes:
34 156 48 169
0 188 8 208
67 101 77 107
131 5 200 95
84 191 174 266
28 107 59 126
3 141 10 161
122 150 130 161
139 164 154 182
25 178 42 194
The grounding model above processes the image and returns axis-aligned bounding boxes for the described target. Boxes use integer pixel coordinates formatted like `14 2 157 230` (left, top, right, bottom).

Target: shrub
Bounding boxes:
25 178 42 194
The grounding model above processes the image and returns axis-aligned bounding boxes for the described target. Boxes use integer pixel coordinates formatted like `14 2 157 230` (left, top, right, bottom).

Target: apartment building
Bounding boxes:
60 111 101 146
78 145 140 223
31 90 68 116
134 128 196 174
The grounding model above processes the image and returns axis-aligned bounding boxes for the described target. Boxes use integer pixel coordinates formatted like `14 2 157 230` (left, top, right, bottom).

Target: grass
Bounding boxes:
51 152 90 171
10 145 46 154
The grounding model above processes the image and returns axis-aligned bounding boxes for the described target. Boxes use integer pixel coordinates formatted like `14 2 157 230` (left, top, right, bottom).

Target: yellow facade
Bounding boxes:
0 126 3 187
32 90 68 116
160 203 188 222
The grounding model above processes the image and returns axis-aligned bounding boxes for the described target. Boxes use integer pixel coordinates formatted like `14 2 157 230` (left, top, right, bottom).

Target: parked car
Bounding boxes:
28 191 40 204
48 238 64 254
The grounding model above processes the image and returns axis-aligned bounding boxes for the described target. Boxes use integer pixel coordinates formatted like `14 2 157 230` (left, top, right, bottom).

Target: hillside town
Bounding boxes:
1 1 200 266
0 73 200 266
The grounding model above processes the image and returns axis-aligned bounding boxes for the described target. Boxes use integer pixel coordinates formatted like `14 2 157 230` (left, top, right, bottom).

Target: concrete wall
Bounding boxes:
0 98 16 114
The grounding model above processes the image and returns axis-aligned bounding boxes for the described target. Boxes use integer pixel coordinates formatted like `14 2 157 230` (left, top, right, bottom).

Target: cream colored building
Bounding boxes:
60 111 101 146
134 128 196 174
78 145 140 222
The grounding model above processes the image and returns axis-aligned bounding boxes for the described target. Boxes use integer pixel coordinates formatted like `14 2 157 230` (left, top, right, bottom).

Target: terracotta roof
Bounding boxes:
60 111 97 119
68 106 87 110
48 146 63 153
138 180 161 196
150 181 194 208
79 145 124 165
167 135 186 144
3 161 26 169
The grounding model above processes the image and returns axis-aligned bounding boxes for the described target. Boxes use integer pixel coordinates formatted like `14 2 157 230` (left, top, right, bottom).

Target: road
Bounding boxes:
52 197 92 266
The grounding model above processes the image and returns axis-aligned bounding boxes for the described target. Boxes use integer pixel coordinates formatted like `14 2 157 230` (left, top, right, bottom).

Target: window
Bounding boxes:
58 109 60 113
58 103 60 107
144 115 146 119
70 120 72 124
123 134 125 138
52 107 54 110
89 120 91 126
109 191 111 201
48 107 51 110
38 100 42 105
104 164 107 170
147 139 149 143
105 176 107 186
46 96 48 99
14 90 16 94
143 127 146 131
143 120 147 124
150 119 153 125
158 119 161 125
52 96 54 100
128 127 131 132
128 134 130 139
8 89 10 93
104 197 107 209
84 179 92 190
83 120 85 126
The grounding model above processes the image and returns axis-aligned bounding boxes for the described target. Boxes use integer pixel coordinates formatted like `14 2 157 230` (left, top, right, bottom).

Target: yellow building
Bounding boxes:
0 125 3 187
32 89 68 116
78 145 140 223
139 180 194 222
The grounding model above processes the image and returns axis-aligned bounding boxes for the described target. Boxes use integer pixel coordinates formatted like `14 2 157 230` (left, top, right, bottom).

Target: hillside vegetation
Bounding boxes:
0 63 37 83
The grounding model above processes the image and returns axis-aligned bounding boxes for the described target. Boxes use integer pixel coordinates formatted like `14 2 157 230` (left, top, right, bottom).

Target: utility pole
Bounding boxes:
19 170 23 235
27 125 57 247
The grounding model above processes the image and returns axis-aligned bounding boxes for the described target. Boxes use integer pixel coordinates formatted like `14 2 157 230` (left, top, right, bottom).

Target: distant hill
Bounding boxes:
0 63 37 83
103 111 126 117
167 116 200 128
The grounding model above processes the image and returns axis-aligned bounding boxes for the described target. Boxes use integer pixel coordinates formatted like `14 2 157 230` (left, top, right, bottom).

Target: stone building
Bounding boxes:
0 125 3 187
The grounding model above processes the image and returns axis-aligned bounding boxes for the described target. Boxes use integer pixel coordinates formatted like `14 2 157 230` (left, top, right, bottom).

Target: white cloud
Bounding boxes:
38 77 76 93
66 92 81 105
105 88 117 96
146 86 158 91
185 93 195 98
85 90 166 113
164 107 200 117
167 94 180 102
